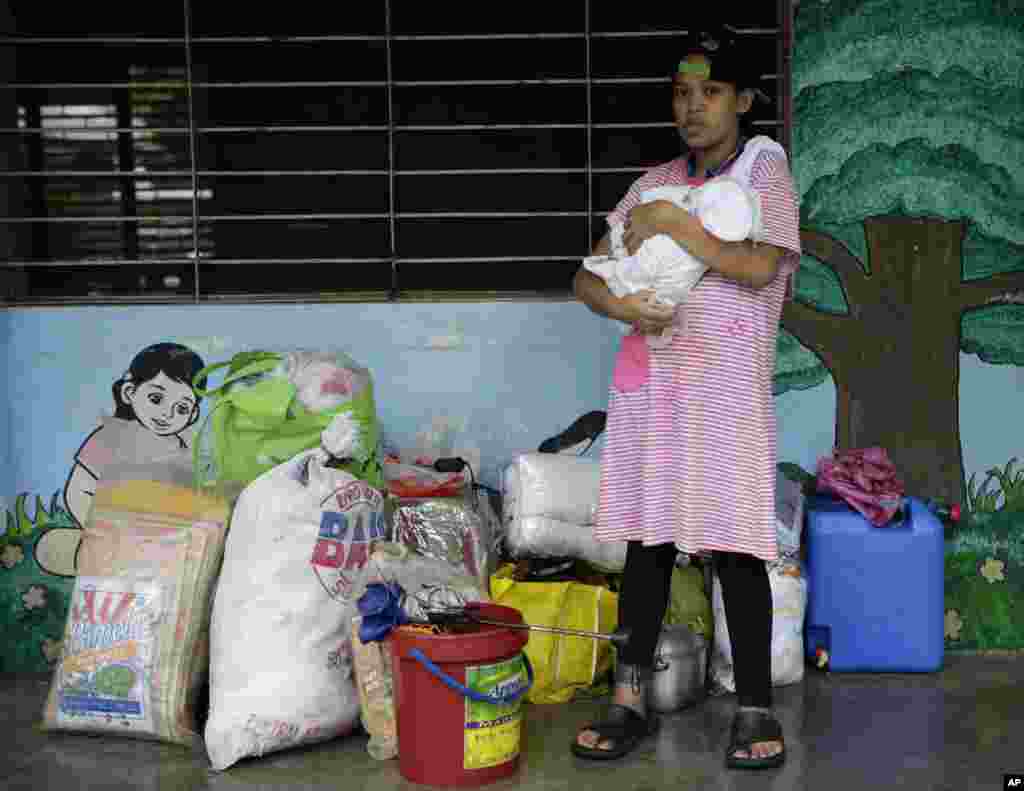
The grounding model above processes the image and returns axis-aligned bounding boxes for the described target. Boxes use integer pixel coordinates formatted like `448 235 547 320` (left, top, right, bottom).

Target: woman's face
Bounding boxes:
672 54 751 151
122 371 197 436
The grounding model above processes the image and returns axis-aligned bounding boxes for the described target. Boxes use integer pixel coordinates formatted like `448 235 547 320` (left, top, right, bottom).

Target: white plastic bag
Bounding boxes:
503 453 601 525
709 560 807 694
501 454 626 571
776 472 806 558
204 449 385 770
506 515 626 572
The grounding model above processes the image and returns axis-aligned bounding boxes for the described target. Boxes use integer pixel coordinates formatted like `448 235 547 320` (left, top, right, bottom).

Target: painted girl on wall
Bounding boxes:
34 343 206 577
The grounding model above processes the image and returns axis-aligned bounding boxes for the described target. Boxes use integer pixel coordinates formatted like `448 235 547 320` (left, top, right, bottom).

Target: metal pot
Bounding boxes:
649 624 707 714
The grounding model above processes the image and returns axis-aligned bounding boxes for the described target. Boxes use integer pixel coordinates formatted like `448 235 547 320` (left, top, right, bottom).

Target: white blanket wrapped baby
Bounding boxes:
583 176 762 347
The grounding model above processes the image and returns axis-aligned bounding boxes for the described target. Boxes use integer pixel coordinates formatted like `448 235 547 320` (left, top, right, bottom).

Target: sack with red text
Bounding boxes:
204 448 386 770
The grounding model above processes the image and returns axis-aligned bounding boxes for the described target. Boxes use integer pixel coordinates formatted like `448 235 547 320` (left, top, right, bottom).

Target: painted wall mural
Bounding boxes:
788 0 1024 650
36 342 205 579
1 494 73 672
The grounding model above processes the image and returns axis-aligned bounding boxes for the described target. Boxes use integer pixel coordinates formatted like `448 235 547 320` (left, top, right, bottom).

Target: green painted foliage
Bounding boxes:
1 491 75 673
792 67 1024 199
794 0 1024 97
773 329 830 396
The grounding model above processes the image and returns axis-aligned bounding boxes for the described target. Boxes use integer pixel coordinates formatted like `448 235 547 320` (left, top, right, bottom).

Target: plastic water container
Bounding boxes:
804 495 944 672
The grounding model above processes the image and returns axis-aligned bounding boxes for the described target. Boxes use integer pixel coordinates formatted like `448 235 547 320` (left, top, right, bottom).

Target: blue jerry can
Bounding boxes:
804 495 945 672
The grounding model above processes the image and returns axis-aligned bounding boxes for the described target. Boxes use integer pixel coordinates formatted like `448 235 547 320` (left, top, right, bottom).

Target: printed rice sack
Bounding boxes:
204 449 385 770
41 473 230 747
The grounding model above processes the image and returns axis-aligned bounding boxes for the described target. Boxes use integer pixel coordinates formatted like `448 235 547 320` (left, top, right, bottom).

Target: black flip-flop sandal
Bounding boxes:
570 704 657 761
725 709 786 770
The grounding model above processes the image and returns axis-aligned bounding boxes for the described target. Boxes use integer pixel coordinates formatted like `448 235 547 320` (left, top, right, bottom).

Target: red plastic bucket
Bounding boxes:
390 603 533 787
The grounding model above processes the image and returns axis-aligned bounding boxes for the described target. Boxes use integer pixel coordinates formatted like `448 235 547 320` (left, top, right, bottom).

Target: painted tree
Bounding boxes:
772 0 1024 504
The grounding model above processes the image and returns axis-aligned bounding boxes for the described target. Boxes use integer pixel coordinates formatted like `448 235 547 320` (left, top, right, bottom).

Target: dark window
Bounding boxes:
0 1 793 304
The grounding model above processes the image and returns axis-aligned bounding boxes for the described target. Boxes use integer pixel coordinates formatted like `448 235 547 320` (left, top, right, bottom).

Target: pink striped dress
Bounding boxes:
594 136 801 561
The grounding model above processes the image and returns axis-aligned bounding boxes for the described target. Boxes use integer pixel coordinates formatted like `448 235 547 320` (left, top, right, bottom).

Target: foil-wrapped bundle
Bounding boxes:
393 491 500 595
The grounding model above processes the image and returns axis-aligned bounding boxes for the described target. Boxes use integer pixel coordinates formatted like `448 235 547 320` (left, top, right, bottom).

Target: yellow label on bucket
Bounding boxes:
463 657 525 770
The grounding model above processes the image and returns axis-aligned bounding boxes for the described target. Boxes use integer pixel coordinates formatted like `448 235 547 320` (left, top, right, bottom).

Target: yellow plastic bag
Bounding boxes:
489 564 618 705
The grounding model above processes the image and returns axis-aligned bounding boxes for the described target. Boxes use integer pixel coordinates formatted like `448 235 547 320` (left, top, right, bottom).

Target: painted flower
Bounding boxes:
980 558 1005 584
40 638 62 664
944 609 963 641
1 544 25 570
22 584 47 611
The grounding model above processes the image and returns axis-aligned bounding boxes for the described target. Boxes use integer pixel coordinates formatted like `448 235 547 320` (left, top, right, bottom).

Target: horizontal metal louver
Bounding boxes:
0 2 792 304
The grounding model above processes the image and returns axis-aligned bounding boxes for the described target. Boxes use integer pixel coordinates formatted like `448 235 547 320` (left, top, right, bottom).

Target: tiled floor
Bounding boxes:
3 653 1021 790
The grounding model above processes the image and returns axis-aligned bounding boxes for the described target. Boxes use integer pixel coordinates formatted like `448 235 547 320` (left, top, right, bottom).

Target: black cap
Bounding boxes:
675 27 768 100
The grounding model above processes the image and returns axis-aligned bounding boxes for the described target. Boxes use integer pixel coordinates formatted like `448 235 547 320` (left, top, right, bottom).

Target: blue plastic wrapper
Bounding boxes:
357 581 410 642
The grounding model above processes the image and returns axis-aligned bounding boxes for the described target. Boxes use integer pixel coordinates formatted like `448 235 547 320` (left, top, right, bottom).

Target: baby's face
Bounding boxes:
124 372 196 436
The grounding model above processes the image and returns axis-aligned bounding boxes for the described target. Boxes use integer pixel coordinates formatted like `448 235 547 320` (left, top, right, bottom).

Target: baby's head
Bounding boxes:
112 343 207 436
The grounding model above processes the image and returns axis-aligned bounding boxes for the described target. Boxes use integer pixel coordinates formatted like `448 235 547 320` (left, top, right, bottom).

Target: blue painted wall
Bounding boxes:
3 303 1020 499
3 302 626 494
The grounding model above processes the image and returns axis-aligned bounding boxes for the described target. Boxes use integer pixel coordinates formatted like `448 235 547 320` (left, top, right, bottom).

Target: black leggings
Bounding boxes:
616 541 773 709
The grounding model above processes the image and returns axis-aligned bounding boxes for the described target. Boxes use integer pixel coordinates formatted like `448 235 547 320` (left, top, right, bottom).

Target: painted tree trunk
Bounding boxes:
846 216 966 505
784 216 968 505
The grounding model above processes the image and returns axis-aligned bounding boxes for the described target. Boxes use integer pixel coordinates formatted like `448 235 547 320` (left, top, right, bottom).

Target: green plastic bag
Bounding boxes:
664 564 713 641
192 350 384 496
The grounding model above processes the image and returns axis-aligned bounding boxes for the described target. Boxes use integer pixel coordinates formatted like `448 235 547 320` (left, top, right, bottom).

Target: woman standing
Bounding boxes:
571 27 801 770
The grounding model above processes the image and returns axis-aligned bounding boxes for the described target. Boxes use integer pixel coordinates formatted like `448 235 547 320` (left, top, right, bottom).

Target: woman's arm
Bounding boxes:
573 232 676 331
624 201 784 289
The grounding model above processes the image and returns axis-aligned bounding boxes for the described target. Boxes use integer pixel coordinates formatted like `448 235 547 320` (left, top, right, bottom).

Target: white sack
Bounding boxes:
204 449 385 770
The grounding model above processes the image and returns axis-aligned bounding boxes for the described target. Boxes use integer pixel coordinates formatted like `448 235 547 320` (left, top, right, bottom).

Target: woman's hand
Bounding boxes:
617 291 676 334
622 200 698 255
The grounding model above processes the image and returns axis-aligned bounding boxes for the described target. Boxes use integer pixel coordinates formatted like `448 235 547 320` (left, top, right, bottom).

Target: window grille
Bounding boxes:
0 1 793 305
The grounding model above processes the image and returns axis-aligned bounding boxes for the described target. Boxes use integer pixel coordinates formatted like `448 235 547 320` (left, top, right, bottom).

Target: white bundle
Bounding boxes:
502 453 626 572
583 177 761 310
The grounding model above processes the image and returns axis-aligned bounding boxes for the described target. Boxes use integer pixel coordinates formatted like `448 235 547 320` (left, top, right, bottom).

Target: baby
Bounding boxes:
583 177 762 346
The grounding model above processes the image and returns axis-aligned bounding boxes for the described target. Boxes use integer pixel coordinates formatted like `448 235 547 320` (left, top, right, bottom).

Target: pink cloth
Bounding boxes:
594 141 801 560
816 447 905 527
611 334 651 392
